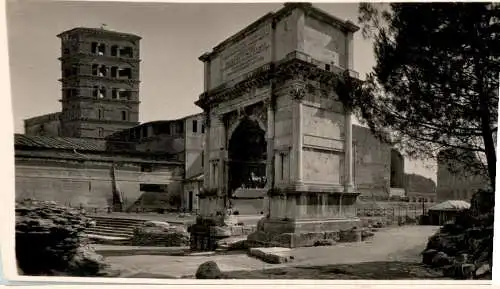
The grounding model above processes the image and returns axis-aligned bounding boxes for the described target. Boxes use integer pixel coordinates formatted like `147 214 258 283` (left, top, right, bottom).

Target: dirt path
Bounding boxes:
105 225 439 278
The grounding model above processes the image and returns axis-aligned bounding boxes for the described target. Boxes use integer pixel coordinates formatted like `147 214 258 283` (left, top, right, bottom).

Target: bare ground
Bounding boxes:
104 225 443 279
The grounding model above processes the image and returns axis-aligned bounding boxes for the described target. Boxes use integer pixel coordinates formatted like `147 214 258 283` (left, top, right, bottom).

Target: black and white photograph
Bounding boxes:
4 0 498 282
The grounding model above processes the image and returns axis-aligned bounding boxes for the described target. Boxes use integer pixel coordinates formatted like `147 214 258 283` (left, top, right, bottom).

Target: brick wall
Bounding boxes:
352 125 392 198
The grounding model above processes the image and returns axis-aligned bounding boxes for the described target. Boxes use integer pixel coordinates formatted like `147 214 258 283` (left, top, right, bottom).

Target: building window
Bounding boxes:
99 65 107 77
201 124 205 134
71 64 78 76
111 66 118 78
121 111 128 121
120 46 133 58
111 88 118 99
91 42 98 54
98 108 104 119
111 45 118 57
97 43 106 56
99 87 106 98
176 122 184 134
118 67 132 79
201 151 204 168
119 89 131 100
192 120 198 133
92 86 99 98
97 127 104 137
92 64 98 76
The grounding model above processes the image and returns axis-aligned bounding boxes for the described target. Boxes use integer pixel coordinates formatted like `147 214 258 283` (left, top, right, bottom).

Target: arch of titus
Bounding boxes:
195 3 361 248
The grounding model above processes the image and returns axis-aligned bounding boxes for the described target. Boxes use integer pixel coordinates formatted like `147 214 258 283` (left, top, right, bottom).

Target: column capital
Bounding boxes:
290 85 306 101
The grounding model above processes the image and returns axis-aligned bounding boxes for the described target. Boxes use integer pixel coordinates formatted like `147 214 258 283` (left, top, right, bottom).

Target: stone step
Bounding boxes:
94 221 138 229
91 217 145 224
86 228 134 238
91 225 135 232
87 226 135 234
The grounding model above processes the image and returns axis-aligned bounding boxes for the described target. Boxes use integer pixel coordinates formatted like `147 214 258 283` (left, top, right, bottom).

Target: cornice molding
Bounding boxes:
196 55 359 109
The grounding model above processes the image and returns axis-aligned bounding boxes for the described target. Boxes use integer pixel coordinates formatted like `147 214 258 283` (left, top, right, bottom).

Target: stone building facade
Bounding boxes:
24 112 62 137
15 134 183 211
105 113 205 212
194 3 363 247
16 27 185 211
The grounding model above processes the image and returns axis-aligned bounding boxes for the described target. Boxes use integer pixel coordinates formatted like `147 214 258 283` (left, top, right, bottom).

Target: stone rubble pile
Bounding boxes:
15 199 112 276
421 190 493 280
131 220 190 247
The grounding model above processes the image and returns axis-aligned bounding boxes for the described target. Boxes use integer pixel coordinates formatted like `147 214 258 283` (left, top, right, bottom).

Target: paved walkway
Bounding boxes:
104 225 439 278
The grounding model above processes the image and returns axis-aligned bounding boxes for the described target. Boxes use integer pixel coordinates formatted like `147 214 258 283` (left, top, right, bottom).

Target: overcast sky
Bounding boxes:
6 0 437 181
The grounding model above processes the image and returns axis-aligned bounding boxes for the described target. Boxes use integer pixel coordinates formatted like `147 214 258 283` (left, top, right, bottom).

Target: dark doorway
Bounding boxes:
188 191 193 211
228 117 267 195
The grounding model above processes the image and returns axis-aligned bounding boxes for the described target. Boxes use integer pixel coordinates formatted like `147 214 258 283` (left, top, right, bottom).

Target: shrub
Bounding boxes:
15 199 110 276
422 189 494 279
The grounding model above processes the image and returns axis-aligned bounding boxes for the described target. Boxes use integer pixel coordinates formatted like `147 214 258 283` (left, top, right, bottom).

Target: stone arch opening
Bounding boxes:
228 117 267 194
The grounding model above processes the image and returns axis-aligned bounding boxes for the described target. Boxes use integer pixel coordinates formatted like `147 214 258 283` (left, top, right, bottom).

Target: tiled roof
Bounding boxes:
14 134 106 151
57 27 141 40
15 150 182 165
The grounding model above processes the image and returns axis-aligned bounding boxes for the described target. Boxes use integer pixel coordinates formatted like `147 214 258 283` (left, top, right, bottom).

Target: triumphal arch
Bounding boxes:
195 3 361 248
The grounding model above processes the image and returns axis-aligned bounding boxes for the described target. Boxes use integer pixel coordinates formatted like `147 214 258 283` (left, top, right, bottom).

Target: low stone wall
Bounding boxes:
130 221 190 247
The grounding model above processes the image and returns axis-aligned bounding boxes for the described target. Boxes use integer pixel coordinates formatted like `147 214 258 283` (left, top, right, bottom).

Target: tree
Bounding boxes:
353 3 499 190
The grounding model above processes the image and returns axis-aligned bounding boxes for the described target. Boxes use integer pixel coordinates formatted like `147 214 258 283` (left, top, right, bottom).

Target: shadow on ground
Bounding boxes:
222 261 448 279
123 261 448 280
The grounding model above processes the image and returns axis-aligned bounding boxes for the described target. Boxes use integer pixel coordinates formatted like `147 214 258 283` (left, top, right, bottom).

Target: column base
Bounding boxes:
247 217 361 248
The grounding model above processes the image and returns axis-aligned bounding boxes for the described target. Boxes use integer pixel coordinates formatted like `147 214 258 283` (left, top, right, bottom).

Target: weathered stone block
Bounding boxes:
216 236 248 250
248 247 293 264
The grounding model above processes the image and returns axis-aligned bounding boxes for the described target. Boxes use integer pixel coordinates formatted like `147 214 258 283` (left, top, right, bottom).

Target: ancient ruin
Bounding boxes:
192 3 362 248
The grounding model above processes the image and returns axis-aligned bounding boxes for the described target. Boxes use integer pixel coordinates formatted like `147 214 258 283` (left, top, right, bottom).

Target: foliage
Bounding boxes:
354 3 499 188
15 199 110 276
422 189 493 279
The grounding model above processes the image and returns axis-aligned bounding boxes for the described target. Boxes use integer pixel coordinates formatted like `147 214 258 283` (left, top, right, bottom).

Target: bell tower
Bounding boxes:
57 27 141 138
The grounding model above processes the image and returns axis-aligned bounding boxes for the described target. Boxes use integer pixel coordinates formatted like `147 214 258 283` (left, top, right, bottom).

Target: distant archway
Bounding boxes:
228 117 267 194
390 149 405 188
